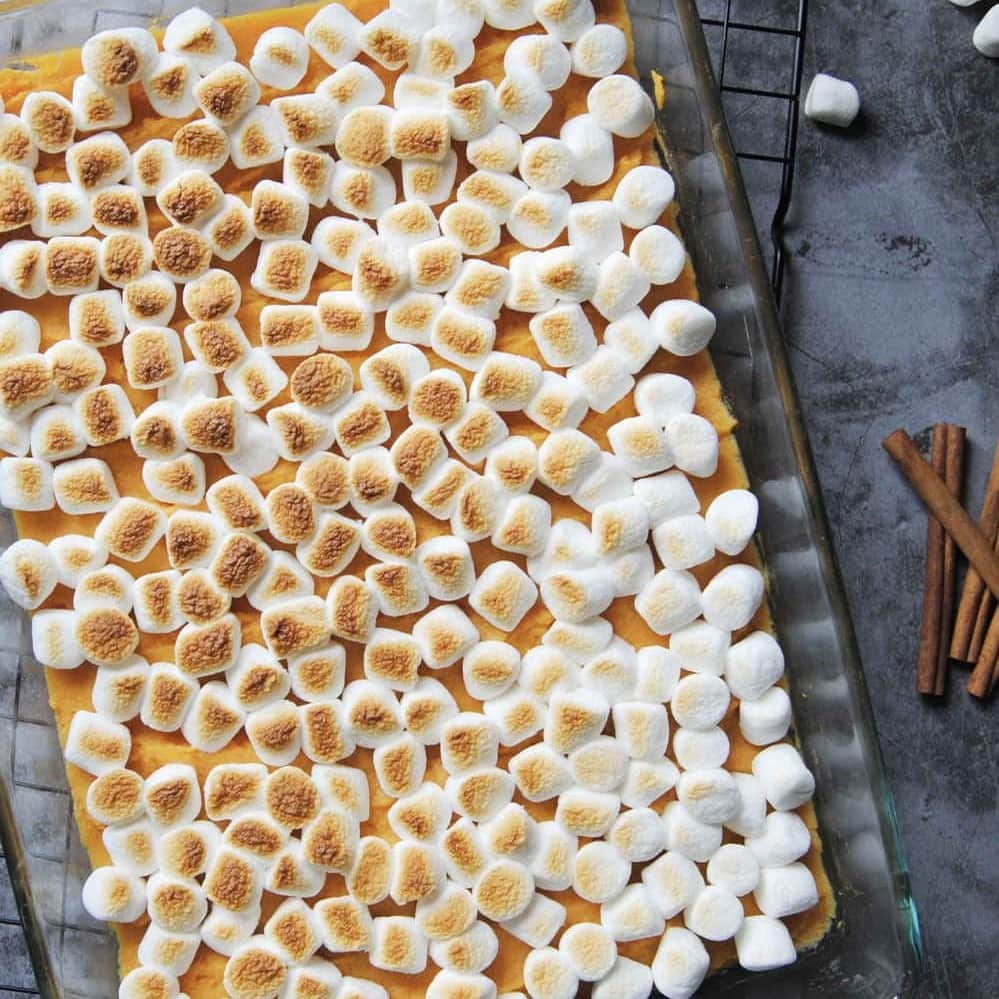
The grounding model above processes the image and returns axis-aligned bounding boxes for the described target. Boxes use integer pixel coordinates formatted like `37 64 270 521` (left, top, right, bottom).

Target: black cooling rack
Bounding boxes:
698 0 809 304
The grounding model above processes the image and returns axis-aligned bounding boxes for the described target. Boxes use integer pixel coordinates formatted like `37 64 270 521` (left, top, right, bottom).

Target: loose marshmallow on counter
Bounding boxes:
0 539 56 610
635 373 696 430
502 893 567 949
652 514 714 571
569 839 628 904
72 75 131 132
0 239 45 298
651 299 717 357
665 413 719 478
753 862 819 919
975 6 999 56
706 488 759 556
803 72 860 127
0 456 54 511
507 189 570 248
635 568 702 635
81 866 146 923
387 783 450 843
81 27 156 89
608 807 666 864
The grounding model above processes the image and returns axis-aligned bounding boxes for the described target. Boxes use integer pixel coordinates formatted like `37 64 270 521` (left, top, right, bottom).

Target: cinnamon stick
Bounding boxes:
915 425 948 694
968 608 999 699
882 428 999 598
934 424 965 694
950 442 999 662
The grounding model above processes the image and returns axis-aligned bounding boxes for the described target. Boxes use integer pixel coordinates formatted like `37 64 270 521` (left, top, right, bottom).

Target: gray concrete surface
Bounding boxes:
1 1 997 996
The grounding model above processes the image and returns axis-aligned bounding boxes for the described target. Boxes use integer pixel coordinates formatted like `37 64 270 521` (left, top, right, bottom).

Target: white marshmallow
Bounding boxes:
635 568 701 635
522 948 578 999
718 773 766 842
591 253 651 322
640 851 704 920
305 4 362 67
587 74 654 138
567 735 628 793
559 923 618 983
568 347 634 413
82 866 146 923
975 6 999 57
674 726 730 772
330 163 397 221
579 638 636 700
540 568 614 624
753 863 819 918
528 304 595 368
102 817 157 878
571 839 628 903
752 743 815 811
0 539 57 610
413 24 475 79
571 22 628 76
540 614 610 664
393 73 450 111
222 415 280 478
505 250 556 314
740 685 793 747
603 308 659 373
508 742 572 805
667 621 728 676
483 688 546 746
803 72 860 127
507 188 570 249
182 682 246 752
726 630 784 701
662 801 723 863
566 203 622 272
0 239 45 298
591 957 654 999
684 884 744 942
501 894 566 950
734 914 797 973
162 8 235 74
505 34 571 91
0 456 54 510
66 710 130 775
429 922 498 974
414 605 479 670
651 299 716 357
613 165 676 230
665 413 719 478
559 113 614 186
652 514 714 571
0 309 39 359
402 151 458 206
671 673 730 732
518 646 579 702
633 471 698 528
519 137 575 193
619 758 679 809
495 71 553 134
634 377 694 433
574 455 634 515
701 563 765 631
652 927 710 999
630 226 687 288
466 125 522 175
138 924 200 977
250 27 309 89
608 808 666 864
705 490 758 558
705 844 761 899
746 810 812 870
610 700 668 760
360 9 417 68
49 534 106 589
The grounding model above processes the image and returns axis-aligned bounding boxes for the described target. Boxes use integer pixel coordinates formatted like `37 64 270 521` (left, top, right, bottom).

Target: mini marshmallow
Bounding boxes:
440 817 490 886
527 304 594 368
662 801 723 863
744 810 811 873
72 75 131 132
608 808 666 864
753 862 819 919
387 783 450 842
326 575 379 644
131 570 184 636
674 724 731 771
568 735 628 793
803 72 860 127
390 840 446 904
74 564 133 615
483 0 535 29
415 882 476 942
413 24 475 79
440 201 502 257
723 631 783 702
265 897 322 966
67 290 124 350
592 253 651 323
589 497 647 560
279 149 332 209
607 416 672 478
222 415 279 479
379 203 442 258
198 195 252 262
464 126 520 177
244 700 302 767
558 114 614 188
558 922 617 983
521 949 578 999
194 61 260 128
264 404 334 463
20 91 74 155
611 167 675 233
82 27 156 89
0 239 45 298
143 763 201 829
172 119 230 175
521 820 574 894
684 884 744 943
250 26 309 89
504 251 556 314
501 893 566 950
403 151 459 205
140 660 196 732
446 81 498 142
535 0 594 39
651 299 716 358
147 872 208 933
305 4 362 67
507 188 570 249
48 533 106 590
90 185 147 237
470 352 542 412
733 914 797 973
662 413 718 479
677 767 740 825
359 9 417 68
28 404 86 461
166 510 223 570
344 835 390 903
524 373 587 434
627 228 685 293
483 688 546 746
639 850 704 921
579 638 637 700
314 897 373 955
462 171 531 227
335 105 393 169
429 922 499 975
634 568 701 635
102 816 157 877
374 733 428 798
491 493 550 557
652 514 714 572
222 349 286 412
519 646 580 702
123 327 184 390
139 53 198 122
251 239 318 302
606 310 660 375
541 614 612 667
226 643 290 712
701 493 759 563
225 938 288 999
701 563 765 632
610 700 668 761
651 927 710 999
472 857 534 922
82 866 146 923
129 140 176 199
447 767 516 823
571 21 627 75
138 924 200 977
508 742 572 805
346 446 399 513
587 74 654 139
152 226 212 284
163 7 235 73
505 34 572 93
571 840 629 903
122 275 177 334
555 787 619 839
468 560 538 632
394 73 450 110
414 605 479 670
252 182 310 243
366 559 429 617
45 236 101 296
567 349 633 417
369 916 428 975
740 685 792 748
0 538 56 614
339 679 403 749
283 959 345 999
620 757 680 809
749 742 815 813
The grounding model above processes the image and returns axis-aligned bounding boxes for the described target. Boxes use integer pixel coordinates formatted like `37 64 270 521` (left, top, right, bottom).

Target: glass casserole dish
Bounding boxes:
0 0 922 996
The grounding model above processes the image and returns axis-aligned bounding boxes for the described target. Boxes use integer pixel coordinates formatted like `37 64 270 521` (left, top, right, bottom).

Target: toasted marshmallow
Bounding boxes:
374 733 428 799
139 660 196 732
121 278 176 338
137 923 200 979
226 641 290 712
507 188 570 249
64 709 130 775
43 236 100 296
357 8 416 68
65 290 123 351
469 858 533 923
652 514 714 572
48 532 105 590
364 505 420 564
345 446 398 513
196 196 251 263
304 2 363 67
0 238 45 298
387 784 450 845
635 851 704 922
523 371 585 432
386 426 444 496
607 415 673 478
343 835 391 904
606 313 660 378
540 687 607 755
466 125 522 175
438 713 499 776
251 239 318 302
495 72 552 135
66 132 130 194
324 575 376 644
411 606 476 671
662 800 723 863
282 959 346 999
503 260 553 315
650 300 716 361
411 24 472 80
126 141 175 201
402 151 459 206
80 26 156 90
147 871 208 934
359 343 429 411
565 735 627 795
677 767 740 826
431 309 497 372
245 699 302 767
519 646 580 702
377 292 440 348
444 80 497 143
565 204 622 273
249 26 309 90
219 349 284 415
605 809 665 868
156 171 223 229
456 170 527 226
329 162 397 224
180 395 244 456
368 916 429 975
172 119 230 176
607 540 654 596
590 496 648 559
175 613 241 678
438 816 488 887
541 613 610 665
385 108 453 173
390 840 446 904
700 563 764 631
506 743 571 808
226 812 290 871
101 816 157 877
71 75 130 133
753 863 819 919
445 766 514 823
733 915 797 973
559 113 614 186
414 883 476 946
519 140 574 198
193 61 260 128
459 642 519 703
28 404 86 461
569 20 627 74
18 92 72 160
81 866 146 923
587 74 655 140
470 352 541 412
160 6 234 72
92 499 164 566
635 568 701 635
224 938 288 999
89 185 147 238
440 265 508 328
151 226 212 284
0 309 39 358
122 326 183 390
439 201 501 257
320 62 385 115
165 510 223 571
0 538 57 611
466 560 536 632
333 106 392 169
484 687 546 746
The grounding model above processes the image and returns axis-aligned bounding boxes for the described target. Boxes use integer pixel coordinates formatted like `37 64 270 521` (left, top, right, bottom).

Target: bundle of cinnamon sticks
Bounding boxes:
883 427 999 699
